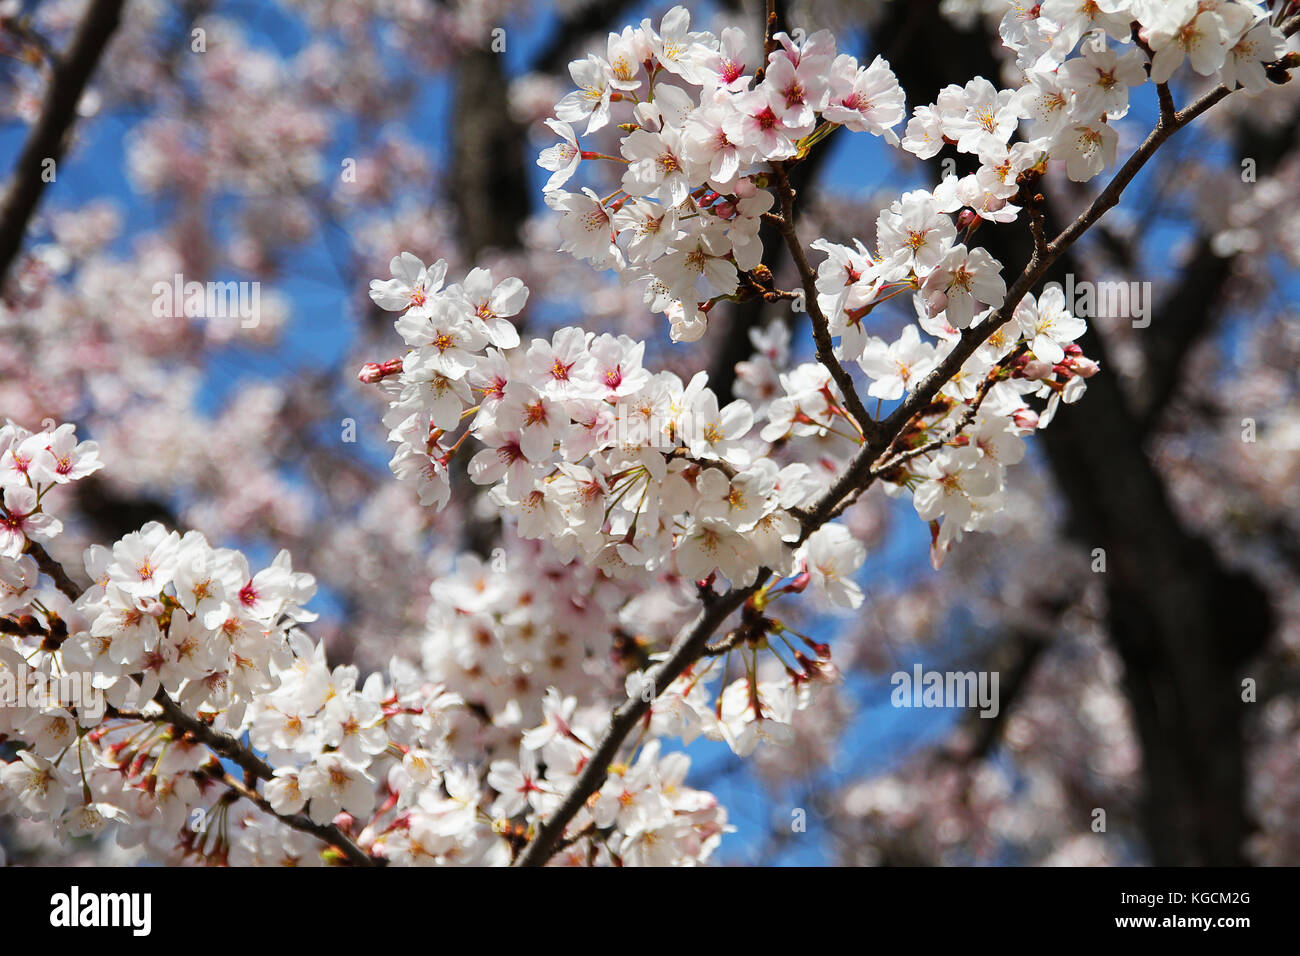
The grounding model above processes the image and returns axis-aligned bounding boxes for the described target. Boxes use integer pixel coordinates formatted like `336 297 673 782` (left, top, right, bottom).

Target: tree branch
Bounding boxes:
217 773 376 867
25 540 85 601
513 576 767 866
147 693 381 866
0 0 127 289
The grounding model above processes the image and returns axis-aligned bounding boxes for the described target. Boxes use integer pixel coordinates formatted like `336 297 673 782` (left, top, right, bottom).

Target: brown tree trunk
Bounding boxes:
448 45 529 259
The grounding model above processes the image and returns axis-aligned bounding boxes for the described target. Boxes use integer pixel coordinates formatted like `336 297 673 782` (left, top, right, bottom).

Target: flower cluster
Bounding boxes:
1009 1 1286 96
0 421 111 833
0 418 732 864
536 6 906 339
366 252 869 601
804 249 1097 564
0 422 101 560
910 0 1288 194
3 0 1289 869
0 427 739 865
526 3 1291 567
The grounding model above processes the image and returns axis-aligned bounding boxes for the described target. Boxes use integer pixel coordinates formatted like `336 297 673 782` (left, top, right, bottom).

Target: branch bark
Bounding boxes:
150 692 381 866
26 541 85 601
0 0 127 289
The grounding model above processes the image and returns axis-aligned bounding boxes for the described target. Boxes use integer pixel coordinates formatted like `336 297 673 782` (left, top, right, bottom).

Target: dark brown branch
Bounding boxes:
218 774 376 868
26 541 85 600
513 576 767 865
149 689 273 778
0 0 127 289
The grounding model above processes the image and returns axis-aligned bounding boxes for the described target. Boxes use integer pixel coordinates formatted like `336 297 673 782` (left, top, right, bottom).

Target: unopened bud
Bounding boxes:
1011 407 1040 430
1071 356 1100 378
358 357 404 384
795 651 838 682
795 632 831 658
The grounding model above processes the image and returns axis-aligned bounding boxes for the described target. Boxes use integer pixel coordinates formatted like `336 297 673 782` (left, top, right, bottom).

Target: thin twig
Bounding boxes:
219 773 376 867
769 160 879 442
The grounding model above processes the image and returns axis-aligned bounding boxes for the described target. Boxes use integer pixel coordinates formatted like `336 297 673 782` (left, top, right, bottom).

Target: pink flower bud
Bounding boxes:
358 357 404 384
1012 407 1040 430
